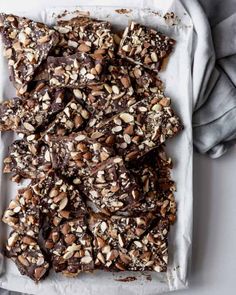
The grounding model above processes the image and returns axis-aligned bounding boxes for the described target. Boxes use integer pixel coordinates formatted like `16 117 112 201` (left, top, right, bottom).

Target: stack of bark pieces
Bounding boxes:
0 13 183 282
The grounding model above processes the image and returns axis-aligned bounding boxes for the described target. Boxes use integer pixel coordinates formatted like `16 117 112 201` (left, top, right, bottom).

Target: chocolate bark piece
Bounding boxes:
2 187 41 235
42 98 90 138
3 139 52 181
47 52 106 88
77 60 163 130
45 217 94 276
82 156 142 214
0 96 22 131
124 219 170 272
48 133 115 180
54 16 114 57
91 95 183 161
107 59 163 94
88 212 154 269
0 13 59 94
129 148 177 223
80 83 138 131
118 21 175 72
0 83 68 134
32 172 86 227
5 231 49 281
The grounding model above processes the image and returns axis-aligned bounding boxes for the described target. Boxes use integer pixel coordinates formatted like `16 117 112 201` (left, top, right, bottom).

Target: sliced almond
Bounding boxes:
97 237 106 248
73 89 83 99
159 97 170 107
122 44 131 52
78 43 91 52
123 134 131 144
57 27 70 34
34 267 47 281
97 252 105 264
18 255 29 267
121 76 130 88
107 250 118 261
49 188 59 198
58 197 68 211
63 251 74 260
104 83 112 94
119 253 131 264
124 125 134 135
7 232 19 247
125 151 139 161
100 151 110 161
100 221 108 232
81 256 93 264
118 234 124 248
154 265 161 272
75 134 86 141
68 40 78 48
44 150 51 162
152 103 162 112
86 73 95 80
112 85 120 95
151 52 158 62
119 113 134 123
133 68 142 78
95 63 102 75
112 126 122 133
38 35 50 44
23 122 35 132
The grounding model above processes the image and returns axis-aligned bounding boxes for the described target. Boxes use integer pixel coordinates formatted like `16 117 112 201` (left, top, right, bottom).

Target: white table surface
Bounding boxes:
166 149 236 295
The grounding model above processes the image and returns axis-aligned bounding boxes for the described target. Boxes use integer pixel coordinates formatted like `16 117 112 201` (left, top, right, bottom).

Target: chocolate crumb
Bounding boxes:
115 276 137 282
146 274 152 281
115 9 132 15
163 12 180 26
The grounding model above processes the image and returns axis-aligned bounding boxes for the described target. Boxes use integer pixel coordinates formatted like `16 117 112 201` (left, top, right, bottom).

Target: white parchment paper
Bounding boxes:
0 0 193 294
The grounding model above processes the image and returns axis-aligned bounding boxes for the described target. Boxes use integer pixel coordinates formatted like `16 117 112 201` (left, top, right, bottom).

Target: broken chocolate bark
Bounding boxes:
128 148 177 223
125 219 170 272
32 172 86 226
5 231 49 281
47 52 106 88
42 98 90 137
48 133 115 180
45 217 94 276
118 22 175 72
0 96 22 131
2 187 41 235
0 13 59 94
0 82 68 134
80 83 138 130
88 212 154 269
3 139 52 181
77 59 163 130
91 95 182 161
107 59 163 93
54 16 114 57
82 156 142 214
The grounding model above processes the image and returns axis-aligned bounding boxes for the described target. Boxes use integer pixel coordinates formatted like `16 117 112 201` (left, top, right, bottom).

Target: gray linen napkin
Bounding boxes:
190 0 236 158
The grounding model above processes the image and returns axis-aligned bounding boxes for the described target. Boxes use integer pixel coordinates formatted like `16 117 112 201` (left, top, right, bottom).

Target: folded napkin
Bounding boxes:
188 0 236 158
